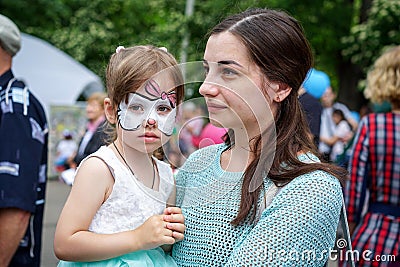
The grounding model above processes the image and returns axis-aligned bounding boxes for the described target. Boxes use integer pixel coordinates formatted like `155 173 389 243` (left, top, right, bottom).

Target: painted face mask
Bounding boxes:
117 79 177 136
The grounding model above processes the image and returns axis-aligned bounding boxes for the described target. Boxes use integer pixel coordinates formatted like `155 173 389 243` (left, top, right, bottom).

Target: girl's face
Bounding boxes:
332 113 341 125
199 32 276 137
109 71 178 154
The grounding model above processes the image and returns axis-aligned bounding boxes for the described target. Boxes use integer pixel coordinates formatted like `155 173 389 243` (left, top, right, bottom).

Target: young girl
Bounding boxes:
320 109 353 163
54 45 185 266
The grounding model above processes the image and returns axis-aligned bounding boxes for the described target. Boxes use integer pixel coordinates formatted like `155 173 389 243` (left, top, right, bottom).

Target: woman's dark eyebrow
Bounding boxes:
217 60 243 68
202 59 243 68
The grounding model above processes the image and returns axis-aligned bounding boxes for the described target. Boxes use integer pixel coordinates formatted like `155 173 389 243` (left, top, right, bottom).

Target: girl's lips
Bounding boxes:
139 132 160 143
142 132 158 138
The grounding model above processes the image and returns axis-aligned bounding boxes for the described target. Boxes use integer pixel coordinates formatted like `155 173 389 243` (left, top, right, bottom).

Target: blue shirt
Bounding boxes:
172 144 342 266
0 69 48 267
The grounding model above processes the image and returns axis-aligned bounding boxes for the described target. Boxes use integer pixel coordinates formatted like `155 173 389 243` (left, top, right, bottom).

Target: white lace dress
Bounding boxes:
58 146 177 267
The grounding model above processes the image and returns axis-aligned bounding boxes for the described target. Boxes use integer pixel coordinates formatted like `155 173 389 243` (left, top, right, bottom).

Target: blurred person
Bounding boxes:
70 91 108 167
320 109 353 165
178 102 204 157
0 14 48 267
60 92 107 185
320 81 358 161
54 45 185 267
191 120 227 149
54 129 77 172
345 46 400 267
299 69 327 147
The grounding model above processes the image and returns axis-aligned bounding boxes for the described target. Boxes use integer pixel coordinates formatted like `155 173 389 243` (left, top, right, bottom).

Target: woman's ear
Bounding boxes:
104 98 117 124
273 83 292 103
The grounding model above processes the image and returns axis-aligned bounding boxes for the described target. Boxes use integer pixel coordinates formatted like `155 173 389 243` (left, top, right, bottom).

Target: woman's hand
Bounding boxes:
163 207 185 242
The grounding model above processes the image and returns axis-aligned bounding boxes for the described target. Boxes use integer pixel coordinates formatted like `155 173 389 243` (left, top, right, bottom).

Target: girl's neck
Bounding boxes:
113 140 152 165
112 140 157 189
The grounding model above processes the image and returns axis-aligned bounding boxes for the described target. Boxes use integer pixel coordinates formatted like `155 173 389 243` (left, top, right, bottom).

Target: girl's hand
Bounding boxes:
133 214 176 250
163 207 185 242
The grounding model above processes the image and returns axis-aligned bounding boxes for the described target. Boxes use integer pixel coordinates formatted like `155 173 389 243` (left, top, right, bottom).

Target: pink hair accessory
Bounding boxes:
116 46 125 53
159 47 168 52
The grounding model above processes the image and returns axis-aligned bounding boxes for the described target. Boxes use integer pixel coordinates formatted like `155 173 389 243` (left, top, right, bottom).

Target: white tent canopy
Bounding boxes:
12 33 104 115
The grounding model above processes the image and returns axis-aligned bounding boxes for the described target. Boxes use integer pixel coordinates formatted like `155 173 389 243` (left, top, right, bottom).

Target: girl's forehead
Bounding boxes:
136 75 177 97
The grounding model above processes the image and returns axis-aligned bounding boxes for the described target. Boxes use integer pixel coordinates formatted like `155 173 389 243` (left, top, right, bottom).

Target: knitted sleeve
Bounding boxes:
345 116 369 224
225 171 343 267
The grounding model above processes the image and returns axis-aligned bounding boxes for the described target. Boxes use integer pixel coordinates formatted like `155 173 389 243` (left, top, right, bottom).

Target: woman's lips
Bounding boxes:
206 102 227 113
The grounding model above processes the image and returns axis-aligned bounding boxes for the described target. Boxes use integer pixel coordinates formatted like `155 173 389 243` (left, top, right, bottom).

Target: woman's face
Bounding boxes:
199 32 275 137
86 100 104 122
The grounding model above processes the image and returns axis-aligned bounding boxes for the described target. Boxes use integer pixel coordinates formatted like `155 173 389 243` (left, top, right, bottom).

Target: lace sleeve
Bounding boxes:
225 171 343 267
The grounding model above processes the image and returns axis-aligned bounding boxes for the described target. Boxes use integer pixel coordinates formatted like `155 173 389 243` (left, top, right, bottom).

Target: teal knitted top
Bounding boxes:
172 144 342 267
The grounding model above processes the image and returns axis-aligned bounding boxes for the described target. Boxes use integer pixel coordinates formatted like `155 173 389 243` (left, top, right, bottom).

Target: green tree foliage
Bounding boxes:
0 0 188 77
342 0 400 74
1 0 398 108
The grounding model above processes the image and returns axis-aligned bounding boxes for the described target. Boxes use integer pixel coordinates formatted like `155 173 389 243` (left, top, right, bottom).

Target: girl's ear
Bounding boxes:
273 83 292 103
104 98 117 124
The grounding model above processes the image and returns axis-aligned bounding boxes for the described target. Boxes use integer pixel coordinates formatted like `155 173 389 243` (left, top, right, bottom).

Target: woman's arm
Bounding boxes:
54 157 176 262
225 173 343 267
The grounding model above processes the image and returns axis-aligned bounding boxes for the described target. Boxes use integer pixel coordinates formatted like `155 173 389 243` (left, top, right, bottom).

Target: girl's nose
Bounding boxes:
143 118 157 128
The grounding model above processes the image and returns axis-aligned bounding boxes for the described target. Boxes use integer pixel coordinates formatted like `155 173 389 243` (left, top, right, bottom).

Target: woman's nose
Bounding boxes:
199 81 219 97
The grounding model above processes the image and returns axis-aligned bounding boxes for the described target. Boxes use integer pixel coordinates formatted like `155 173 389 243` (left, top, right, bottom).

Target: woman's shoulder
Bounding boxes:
188 143 225 161
179 143 225 172
281 169 342 203
281 153 342 195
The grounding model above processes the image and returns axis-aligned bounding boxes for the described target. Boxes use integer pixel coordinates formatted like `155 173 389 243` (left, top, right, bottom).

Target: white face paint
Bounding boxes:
118 91 177 136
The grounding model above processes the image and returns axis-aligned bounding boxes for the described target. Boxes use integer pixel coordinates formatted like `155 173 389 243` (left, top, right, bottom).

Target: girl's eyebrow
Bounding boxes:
202 59 243 68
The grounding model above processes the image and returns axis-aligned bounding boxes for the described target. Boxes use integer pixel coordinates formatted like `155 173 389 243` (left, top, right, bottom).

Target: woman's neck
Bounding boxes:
221 128 253 172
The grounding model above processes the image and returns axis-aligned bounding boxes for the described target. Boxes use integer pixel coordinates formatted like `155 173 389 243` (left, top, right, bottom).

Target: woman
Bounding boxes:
172 8 347 267
60 92 108 185
345 46 400 266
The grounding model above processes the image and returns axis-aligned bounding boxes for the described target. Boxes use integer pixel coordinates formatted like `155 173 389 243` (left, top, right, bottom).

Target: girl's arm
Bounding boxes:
225 172 343 267
54 157 176 262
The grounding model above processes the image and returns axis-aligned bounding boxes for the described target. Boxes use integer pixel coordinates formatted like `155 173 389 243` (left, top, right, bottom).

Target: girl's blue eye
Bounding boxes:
129 105 143 112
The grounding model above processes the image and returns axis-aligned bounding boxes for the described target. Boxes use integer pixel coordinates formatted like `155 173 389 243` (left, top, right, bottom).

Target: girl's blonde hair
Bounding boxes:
364 46 400 109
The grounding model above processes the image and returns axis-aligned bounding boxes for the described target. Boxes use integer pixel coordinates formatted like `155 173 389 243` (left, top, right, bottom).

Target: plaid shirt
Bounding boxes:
345 112 400 266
